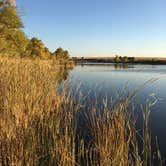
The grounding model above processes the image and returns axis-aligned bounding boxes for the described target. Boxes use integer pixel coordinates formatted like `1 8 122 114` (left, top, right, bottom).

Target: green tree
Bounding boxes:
53 47 69 60
0 5 29 57
54 47 63 58
63 50 69 59
0 2 69 60
25 37 51 59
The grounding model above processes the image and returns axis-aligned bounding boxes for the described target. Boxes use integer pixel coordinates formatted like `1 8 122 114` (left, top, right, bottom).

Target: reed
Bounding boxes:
0 58 162 165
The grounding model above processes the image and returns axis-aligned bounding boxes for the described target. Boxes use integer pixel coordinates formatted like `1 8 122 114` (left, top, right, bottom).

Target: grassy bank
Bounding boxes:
0 58 163 165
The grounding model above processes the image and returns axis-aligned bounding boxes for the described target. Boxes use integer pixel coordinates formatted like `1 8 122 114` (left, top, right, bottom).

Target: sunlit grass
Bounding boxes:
0 58 163 165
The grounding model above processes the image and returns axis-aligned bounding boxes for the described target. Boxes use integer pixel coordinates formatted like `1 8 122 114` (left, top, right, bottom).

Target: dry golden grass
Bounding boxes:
0 58 163 165
0 58 77 165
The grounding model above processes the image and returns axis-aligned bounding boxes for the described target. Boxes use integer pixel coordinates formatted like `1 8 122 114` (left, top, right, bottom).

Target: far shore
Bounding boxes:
72 57 166 65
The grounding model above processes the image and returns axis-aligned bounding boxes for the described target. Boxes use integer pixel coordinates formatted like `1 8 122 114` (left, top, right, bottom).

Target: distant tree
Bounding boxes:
114 55 120 62
128 57 135 62
121 56 128 62
114 55 136 63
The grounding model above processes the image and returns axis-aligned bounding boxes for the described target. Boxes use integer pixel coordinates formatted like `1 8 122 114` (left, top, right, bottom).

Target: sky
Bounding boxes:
16 0 166 57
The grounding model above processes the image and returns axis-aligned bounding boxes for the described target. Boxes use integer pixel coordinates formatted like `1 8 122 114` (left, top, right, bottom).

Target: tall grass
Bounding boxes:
0 58 163 165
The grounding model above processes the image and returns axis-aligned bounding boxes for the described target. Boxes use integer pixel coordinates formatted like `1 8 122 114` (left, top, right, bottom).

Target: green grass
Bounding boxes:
0 58 163 165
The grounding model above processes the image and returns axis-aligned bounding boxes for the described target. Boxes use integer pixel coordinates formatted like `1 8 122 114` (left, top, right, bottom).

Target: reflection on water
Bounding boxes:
80 63 134 69
57 65 74 82
68 63 166 158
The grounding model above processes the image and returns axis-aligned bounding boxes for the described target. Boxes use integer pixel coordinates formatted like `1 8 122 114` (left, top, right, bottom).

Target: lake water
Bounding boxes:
68 63 166 158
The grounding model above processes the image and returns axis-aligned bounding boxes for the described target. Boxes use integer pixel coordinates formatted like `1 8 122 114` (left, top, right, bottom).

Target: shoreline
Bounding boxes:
72 57 166 65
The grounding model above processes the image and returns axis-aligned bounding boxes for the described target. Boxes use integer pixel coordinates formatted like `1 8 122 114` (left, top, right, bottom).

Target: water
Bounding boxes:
68 63 166 158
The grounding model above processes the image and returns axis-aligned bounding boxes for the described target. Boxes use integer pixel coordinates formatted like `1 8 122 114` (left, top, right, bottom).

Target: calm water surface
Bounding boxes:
68 63 166 158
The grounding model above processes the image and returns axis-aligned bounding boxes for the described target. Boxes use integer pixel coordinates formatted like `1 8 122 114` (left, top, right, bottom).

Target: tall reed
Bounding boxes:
0 58 163 165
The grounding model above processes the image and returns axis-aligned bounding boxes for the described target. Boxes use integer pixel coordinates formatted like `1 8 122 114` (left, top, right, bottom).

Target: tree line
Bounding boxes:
0 1 69 60
114 55 135 63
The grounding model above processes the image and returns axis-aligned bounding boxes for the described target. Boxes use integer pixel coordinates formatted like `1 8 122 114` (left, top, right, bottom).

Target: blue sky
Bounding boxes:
17 0 166 57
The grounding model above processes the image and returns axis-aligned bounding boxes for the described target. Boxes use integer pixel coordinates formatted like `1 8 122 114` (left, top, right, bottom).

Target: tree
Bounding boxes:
114 55 120 63
0 2 69 60
63 50 69 59
0 5 29 57
0 7 23 30
25 37 51 59
53 47 70 60
121 56 128 62
54 47 64 58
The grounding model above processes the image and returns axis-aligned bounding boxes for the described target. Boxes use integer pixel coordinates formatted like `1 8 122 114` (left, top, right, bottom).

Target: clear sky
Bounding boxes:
16 0 166 57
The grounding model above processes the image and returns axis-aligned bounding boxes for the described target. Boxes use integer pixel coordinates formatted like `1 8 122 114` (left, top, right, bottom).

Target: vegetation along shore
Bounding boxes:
73 56 166 65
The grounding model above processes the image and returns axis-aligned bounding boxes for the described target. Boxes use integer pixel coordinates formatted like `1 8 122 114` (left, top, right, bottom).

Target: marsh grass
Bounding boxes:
0 58 163 165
